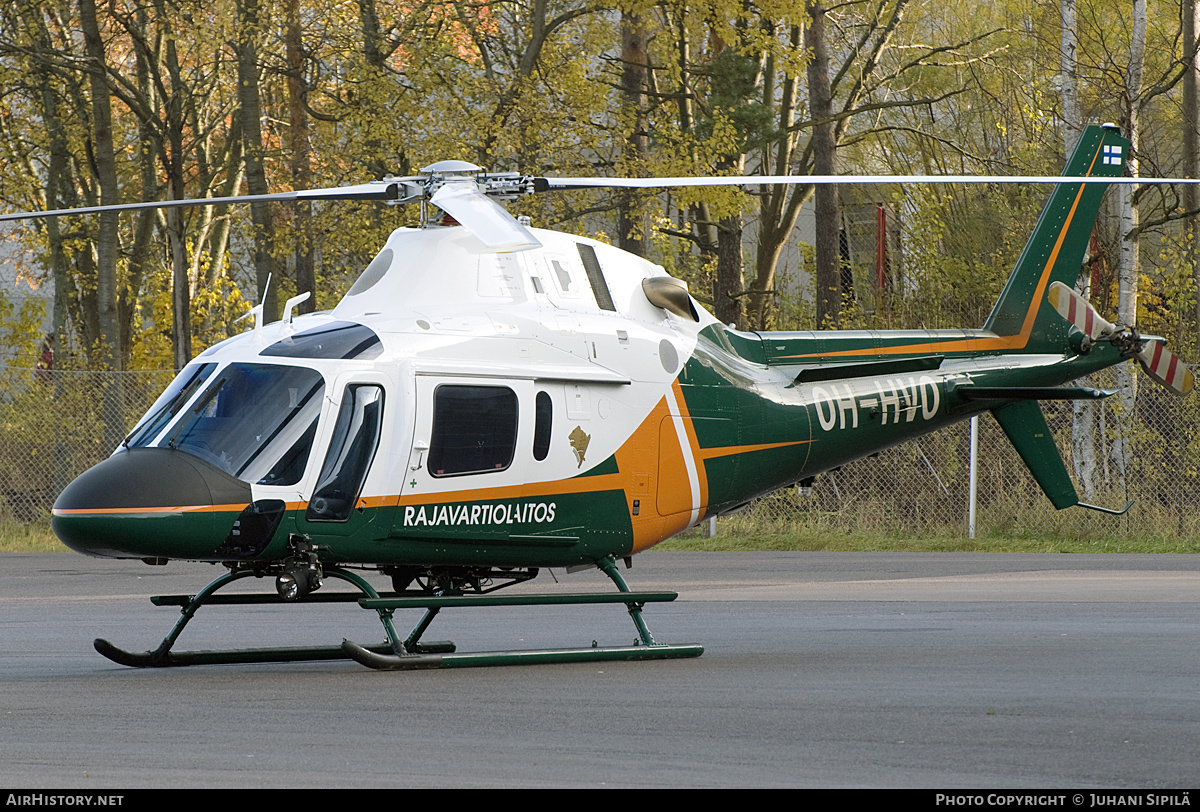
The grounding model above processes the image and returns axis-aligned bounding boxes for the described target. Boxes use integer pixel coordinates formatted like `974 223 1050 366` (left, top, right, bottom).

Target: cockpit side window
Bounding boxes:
306 385 384 521
261 321 382 360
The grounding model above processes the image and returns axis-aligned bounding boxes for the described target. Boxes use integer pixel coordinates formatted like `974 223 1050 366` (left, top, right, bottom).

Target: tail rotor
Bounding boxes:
1135 340 1195 395
1047 281 1194 395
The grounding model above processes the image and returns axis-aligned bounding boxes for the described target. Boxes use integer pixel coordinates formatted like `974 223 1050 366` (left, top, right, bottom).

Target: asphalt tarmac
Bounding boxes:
1 551 1198 788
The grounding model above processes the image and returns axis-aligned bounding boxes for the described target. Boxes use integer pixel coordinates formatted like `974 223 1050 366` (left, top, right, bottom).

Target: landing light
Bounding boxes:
276 565 322 601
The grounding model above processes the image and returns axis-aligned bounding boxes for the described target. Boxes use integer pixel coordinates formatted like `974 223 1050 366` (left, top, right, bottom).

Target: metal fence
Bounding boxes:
0 365 1195 540
0 366 175 522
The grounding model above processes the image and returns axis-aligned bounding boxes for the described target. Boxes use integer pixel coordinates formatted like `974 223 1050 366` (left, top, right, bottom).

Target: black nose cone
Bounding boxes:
53 447 254 559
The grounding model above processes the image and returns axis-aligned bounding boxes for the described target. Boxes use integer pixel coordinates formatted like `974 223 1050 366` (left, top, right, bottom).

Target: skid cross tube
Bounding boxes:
341 556 702 670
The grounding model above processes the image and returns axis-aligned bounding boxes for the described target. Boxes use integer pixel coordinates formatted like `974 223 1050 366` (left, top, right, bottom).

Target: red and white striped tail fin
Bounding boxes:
1047 281 1116 340
1137 340 1196 395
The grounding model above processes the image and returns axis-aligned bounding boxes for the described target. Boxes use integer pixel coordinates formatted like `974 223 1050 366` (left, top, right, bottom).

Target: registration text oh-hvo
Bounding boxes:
811 376 941 432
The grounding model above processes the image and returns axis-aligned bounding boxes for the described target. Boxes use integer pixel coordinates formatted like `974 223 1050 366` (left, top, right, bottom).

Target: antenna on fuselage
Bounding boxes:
282 291 312 329
235 273 272 336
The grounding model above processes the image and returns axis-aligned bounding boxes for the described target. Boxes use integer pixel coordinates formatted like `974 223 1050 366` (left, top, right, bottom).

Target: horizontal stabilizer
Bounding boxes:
990 401 1078 510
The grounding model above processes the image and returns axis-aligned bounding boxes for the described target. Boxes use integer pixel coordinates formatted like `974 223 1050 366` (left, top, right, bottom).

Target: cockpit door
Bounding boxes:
295 381 386 538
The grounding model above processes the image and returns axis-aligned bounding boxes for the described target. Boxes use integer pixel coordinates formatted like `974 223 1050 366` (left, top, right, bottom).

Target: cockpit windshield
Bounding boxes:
124 362 217 449
156 363 325 486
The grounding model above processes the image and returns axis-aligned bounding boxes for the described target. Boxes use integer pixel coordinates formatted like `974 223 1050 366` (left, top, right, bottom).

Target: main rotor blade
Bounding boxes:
0 180 410 223
1136 340 1195 395
429 183 541 252
1047 281 1116 339
538 174 1200 189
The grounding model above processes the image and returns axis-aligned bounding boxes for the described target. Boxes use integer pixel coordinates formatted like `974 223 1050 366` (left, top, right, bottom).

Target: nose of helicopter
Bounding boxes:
52 447 257 560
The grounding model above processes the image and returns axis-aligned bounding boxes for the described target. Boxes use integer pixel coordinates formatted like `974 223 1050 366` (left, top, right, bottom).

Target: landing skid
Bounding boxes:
340 640 702 670
93 557 702 670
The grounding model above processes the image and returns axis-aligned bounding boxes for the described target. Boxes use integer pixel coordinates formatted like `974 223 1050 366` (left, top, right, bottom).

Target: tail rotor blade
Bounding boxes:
1136 340 1195 395
1047 281 1116 339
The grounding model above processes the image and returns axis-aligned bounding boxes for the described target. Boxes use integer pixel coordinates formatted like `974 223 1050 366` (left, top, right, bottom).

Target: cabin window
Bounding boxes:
306 385 384 522
533 391 552 461
428 385 517 476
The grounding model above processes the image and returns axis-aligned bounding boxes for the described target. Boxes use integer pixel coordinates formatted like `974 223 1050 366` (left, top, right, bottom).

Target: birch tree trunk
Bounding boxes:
1061 0 1080 158
1062 0 1099 498
1112 0 1147 483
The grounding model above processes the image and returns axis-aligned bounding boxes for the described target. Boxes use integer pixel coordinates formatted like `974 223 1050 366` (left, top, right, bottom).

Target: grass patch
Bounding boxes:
658 528 1198 554
0 519 65 553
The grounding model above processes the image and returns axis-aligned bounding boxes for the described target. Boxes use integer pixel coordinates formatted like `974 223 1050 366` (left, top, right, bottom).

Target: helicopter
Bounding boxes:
2 122 1194 670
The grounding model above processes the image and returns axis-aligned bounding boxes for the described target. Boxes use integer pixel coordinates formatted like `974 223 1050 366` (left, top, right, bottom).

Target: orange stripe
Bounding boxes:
698 440 810 460
52 502 250 517
55 472 638 518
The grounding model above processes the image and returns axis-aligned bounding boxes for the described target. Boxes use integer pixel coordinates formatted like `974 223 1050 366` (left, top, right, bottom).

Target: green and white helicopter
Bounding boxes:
4 123 1193 669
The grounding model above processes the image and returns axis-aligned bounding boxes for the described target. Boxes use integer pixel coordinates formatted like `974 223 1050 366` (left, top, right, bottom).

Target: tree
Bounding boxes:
618 6 652 258
235 0 279 324
807 0 839 326
285 0 315 314
1060 0 1102 498
78 0 121 374
1184 0 1200 332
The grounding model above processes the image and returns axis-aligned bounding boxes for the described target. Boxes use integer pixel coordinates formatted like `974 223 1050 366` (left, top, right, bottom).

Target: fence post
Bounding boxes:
968 415 979 539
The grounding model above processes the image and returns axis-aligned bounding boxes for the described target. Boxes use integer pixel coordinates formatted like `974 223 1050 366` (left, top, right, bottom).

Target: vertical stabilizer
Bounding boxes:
983 125 1130 350
991 401 1078 510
